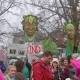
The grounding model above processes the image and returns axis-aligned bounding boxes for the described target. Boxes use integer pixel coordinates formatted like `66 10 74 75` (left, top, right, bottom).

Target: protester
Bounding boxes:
32 51 53 80
70 56 80 80
60 58 77 80
15 60 24 72
5 65 17 80
51 58 62 80
15 60 24 80
59 58 70 80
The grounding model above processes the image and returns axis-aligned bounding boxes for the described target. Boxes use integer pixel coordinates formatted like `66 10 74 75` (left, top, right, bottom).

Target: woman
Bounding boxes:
52 58 62 80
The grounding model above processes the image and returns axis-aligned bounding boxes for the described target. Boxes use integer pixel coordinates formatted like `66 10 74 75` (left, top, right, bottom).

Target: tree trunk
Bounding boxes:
70 0 79 52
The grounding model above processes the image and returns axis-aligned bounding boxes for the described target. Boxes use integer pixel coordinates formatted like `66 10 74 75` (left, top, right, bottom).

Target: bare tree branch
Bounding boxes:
0 0 15 16
59 0 68 21
24 2 66 19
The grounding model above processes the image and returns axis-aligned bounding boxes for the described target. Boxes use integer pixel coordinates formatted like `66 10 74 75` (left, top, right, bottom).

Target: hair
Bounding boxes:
42 51 53 57
7 65 16 71
15 60 24 72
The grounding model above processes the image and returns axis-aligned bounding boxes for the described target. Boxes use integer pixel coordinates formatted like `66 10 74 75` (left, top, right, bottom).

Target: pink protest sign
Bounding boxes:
25 43 43 55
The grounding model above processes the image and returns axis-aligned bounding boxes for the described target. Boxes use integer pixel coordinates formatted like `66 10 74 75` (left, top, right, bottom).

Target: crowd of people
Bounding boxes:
0 51 80 80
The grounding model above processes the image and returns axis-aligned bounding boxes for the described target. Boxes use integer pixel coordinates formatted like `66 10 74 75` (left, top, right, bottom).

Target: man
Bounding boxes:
32 51 53 80
5 65 17 80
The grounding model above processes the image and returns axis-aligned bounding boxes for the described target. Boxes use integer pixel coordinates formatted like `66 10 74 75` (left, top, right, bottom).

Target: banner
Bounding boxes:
7 43 43 62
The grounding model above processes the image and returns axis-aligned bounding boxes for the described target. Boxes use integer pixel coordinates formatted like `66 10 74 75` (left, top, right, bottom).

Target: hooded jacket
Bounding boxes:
32 60 53 80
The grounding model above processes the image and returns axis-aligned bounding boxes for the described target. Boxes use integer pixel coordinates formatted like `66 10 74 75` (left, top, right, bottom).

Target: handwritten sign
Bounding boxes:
8 43 43 56
26 43 42 54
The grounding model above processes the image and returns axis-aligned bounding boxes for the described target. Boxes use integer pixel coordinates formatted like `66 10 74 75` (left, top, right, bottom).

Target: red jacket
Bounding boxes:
32 60 53 80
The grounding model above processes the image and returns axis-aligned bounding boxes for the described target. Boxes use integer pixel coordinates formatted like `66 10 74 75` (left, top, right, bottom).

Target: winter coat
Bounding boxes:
53 67 63 80
5 74 16 80
16 72 24 80
32 60 53 80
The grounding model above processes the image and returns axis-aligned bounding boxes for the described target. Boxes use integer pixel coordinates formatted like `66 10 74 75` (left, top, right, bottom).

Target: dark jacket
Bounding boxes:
54 67 63 80
0 61 6 73
16 72 24 80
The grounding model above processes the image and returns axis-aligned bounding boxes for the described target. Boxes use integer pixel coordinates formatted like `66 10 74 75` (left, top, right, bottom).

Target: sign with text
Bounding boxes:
8 43 43 57
25 43 43 63
25 43 43 55
8 44 26 58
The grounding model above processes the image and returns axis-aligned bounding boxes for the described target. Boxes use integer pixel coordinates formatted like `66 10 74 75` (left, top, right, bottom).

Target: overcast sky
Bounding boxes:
0 0 45 47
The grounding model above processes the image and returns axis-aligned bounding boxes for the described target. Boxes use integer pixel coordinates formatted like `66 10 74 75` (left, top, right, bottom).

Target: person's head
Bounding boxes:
22 15 38 37
63 59 69 66
59 58 69 68
52 58 59 68
42 51 53 64
7 65 16 77
15 60 24 72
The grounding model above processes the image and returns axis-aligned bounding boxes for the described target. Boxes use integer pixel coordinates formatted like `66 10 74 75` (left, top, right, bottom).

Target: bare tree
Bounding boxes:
24 0 80 52
0 0 80 50
0 0 23 46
